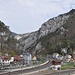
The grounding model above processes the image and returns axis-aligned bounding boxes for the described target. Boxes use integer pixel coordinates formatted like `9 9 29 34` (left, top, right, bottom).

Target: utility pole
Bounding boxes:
68 61 70 75
58 67 60 75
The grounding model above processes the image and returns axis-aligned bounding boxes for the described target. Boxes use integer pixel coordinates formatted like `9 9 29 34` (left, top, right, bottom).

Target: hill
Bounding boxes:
0 21 22 55
19 9 75 55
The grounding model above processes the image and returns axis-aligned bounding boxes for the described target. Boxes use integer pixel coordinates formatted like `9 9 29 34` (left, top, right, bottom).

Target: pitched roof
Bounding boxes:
2 56 11 61
14 55 23 61
52 60 61 63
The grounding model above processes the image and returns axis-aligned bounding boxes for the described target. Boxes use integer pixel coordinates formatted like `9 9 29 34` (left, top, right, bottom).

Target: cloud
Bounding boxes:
0 0 75 33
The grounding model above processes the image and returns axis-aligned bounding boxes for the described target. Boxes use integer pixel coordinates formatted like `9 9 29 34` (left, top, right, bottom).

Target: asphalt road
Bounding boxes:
15 61 51 75
1 60 75 75
0 60 51 75
46 69 75 75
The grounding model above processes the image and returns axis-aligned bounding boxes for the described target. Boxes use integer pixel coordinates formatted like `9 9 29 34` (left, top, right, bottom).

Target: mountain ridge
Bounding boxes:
1 9 75 55
18 9 75 55
0 21 22 55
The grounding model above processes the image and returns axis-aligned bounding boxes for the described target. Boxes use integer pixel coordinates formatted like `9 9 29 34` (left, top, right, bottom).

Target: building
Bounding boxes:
53 53 59 59
0 56 3 65
64 54 71 62
14 55 24 66
23 50 32 65
2 56 11 65
32 56 37 63
61 48 67 54
51 60 61 70
57 55 63 60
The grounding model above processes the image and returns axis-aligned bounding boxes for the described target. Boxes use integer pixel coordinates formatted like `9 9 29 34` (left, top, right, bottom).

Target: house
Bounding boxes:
9 57 14 63
9 55 24 67
53 53 59 59
0 56 3 65
32 56 37 61
61 48 67 54
0 53 3 64
14 55 24 64
0 56 14 66
64 54 71 62
32 56 37 63
23 51 32 65
51 60 61 70
57 55 63 60
0 54 25 68
2 56 11 65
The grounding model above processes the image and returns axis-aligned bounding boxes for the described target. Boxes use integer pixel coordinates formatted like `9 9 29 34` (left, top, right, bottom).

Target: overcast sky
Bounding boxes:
0 0 75 34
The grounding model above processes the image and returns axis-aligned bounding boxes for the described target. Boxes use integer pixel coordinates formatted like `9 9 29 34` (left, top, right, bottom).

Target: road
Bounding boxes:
47 69 75 75
1 60 75 75
0 60 51 75
14 60 51 75
24 68 75 75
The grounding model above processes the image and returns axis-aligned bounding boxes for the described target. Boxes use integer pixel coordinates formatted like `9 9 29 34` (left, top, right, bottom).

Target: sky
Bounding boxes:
0 0 75 34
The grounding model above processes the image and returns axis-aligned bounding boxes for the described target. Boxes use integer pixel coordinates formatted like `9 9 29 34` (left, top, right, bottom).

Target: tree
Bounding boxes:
11 50 16 57
68 48 73 56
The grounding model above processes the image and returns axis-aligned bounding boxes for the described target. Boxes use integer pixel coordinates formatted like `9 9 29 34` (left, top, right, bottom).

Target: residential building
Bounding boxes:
57 55 63 60
53 53 59 59
23 50 32 65
64 54 71 62
2 56 11 65
51 60 61 70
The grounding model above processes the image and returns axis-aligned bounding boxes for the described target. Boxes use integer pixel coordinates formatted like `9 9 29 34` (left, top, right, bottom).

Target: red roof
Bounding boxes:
2 56 11 61
14 56 23 61
52 60 61 65
52 60 61 63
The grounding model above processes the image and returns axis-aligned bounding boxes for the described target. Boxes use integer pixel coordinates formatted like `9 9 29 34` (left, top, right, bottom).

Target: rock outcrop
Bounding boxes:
19 9 75 54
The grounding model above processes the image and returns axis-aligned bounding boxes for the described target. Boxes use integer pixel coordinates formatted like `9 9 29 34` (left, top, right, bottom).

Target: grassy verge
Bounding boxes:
61 62 75 70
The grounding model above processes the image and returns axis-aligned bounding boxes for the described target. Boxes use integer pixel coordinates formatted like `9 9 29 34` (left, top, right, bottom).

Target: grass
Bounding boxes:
61 62 75 70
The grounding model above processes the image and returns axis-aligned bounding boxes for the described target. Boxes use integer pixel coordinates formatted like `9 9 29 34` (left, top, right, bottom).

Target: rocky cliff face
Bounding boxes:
39 14 69 38
0 21 22 55
19 9 75 54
